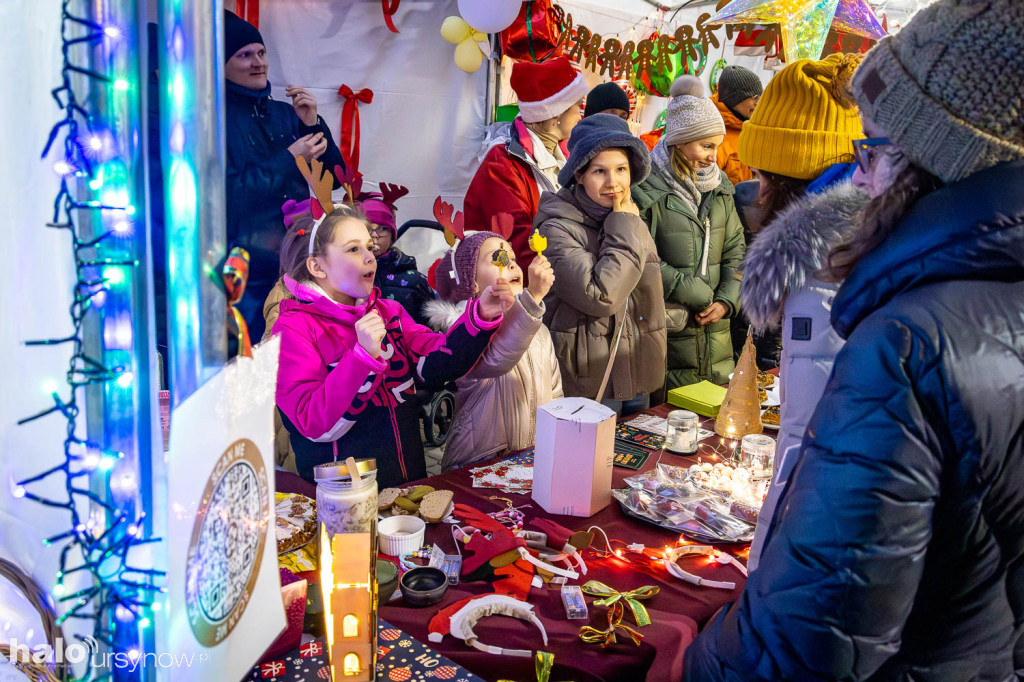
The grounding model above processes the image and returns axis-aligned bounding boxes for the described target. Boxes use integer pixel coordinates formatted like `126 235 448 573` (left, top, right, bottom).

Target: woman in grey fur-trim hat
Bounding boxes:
632 75 746 390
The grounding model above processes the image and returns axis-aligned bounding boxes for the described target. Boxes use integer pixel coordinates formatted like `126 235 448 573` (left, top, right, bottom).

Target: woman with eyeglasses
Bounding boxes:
732 53 869 571
685 0 1024 678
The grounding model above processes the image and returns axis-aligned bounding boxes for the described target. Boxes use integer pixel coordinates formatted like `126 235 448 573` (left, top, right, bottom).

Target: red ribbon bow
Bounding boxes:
235 0 260 28
381 0 400 33
337 85 374 175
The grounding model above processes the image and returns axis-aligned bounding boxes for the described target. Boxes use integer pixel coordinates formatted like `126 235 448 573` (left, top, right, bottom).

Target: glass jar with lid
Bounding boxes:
314 458 378 539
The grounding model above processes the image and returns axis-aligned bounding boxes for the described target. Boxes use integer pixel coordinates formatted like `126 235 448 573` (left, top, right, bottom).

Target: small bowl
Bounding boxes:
399 566 448 607
378 515 426 557
376 559 399 606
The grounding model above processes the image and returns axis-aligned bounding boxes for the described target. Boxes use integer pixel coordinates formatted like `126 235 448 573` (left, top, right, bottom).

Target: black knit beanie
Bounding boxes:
717 65 763 110
224 11 264 63
584 82 631 118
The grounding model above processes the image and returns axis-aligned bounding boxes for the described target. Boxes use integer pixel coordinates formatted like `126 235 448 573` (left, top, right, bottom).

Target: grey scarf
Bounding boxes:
651 140 721 216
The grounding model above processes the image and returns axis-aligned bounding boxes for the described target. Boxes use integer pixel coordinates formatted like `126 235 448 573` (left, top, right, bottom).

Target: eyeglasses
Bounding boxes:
368 224 391 236
852 137 891 174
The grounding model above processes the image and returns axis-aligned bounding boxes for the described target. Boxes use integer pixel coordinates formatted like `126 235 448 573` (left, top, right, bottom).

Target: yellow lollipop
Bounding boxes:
491 248 510 279
528 229 547 255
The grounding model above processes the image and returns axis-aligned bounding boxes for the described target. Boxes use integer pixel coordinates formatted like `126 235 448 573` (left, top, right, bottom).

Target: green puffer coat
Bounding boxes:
632 169 745 389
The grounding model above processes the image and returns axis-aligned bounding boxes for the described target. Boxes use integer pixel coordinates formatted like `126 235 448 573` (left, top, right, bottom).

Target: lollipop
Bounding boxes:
491 248 510 279
528 229 547 255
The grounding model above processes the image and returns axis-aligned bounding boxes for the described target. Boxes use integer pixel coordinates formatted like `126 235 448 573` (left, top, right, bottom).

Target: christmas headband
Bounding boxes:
662 544 748 589
428 594 547 657
294 157 343 257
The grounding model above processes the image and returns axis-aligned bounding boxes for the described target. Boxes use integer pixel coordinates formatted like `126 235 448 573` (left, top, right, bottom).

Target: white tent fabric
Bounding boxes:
255 0 778 273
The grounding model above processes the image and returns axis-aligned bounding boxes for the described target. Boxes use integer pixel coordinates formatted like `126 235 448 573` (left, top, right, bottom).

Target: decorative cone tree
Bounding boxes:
715 332 764 439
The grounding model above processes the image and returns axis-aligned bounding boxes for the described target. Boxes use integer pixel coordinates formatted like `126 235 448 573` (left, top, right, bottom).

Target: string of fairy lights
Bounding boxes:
13 1 163 679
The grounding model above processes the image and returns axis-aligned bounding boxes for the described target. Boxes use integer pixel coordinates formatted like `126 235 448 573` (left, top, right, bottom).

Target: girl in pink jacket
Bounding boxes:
272 205 513 485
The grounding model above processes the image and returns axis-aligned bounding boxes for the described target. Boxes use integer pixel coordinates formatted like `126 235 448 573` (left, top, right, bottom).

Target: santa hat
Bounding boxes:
511 57 590 124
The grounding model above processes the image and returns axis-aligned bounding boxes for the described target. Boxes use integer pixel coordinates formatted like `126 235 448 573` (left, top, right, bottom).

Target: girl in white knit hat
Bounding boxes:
633 76 745 390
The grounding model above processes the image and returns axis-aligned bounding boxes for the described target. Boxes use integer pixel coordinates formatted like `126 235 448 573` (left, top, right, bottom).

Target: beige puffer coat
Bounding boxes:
535 187 667 401
262 278 297 473
424 291 563 471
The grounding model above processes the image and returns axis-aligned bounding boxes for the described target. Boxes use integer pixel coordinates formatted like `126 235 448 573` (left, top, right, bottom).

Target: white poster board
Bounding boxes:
166 338 284 681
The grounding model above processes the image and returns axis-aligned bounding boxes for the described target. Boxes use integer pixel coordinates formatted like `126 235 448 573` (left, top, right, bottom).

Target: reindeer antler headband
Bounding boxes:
294 157 344 257
433 196 466 286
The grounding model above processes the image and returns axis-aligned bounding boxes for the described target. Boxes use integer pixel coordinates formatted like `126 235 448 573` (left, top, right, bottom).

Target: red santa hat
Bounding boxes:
510 57 589 124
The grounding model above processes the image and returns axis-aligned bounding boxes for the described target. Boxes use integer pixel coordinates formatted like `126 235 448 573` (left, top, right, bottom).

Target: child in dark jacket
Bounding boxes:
358 195 436 327
271 204 513 486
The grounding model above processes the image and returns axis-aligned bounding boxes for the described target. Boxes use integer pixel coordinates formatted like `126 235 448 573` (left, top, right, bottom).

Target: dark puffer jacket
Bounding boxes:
374 248 436 327
684 159 1024 681
225 81 345 336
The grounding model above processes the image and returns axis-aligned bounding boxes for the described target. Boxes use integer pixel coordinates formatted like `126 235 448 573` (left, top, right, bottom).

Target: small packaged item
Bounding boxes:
428 545 462 585
561 584 589 620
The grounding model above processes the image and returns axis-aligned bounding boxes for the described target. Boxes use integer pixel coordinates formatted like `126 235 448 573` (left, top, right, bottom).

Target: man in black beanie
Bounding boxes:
583 82 631 120
223 10 345 340
711 64 762 185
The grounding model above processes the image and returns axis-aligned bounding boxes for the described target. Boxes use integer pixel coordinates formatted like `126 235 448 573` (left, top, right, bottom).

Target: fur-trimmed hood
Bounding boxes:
741 182 869 332
423 298 468 333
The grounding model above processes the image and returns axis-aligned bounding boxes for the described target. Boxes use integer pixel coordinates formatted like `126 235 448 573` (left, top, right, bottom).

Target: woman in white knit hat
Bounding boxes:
632 76 745 390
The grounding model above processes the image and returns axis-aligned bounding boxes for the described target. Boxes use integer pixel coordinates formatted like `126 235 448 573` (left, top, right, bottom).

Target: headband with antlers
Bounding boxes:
294 157 345 257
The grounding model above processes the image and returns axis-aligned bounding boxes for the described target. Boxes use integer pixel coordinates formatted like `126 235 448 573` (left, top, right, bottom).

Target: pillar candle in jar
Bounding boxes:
740 435 776 480
315 458 378 537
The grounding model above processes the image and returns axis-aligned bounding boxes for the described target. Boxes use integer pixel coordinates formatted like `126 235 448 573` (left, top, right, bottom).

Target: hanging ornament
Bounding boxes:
709 0 886 65
501 0 562 63
632 34 685 98
457 0 523 34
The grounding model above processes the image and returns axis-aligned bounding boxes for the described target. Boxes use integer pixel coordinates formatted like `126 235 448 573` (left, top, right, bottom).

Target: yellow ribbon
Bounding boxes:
580 580 659 627
497 651 558 682
578 602 645 648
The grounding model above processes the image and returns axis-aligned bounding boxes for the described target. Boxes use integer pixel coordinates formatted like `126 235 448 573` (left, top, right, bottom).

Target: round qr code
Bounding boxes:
186 439 269 646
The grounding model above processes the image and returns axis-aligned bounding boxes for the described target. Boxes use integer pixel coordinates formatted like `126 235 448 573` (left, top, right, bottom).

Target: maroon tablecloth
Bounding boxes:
368 405 754 682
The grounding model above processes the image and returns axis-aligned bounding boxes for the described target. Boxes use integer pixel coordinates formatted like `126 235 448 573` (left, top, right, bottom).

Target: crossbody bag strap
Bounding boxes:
595 299 628 402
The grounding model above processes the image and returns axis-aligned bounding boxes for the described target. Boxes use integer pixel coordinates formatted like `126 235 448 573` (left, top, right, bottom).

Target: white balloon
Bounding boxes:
457 0 522 34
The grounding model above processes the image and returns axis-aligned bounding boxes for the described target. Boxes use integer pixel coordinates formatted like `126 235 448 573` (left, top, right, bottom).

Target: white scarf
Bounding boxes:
651 140 722 217
651 140 722 276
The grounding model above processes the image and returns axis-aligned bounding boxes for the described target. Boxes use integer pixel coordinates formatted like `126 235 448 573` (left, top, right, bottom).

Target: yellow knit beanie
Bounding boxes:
738 53 863 180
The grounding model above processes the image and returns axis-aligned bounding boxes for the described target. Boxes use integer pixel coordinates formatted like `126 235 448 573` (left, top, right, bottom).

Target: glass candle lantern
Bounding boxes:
315 458 378 681
739 435 776 480
665 410 700 454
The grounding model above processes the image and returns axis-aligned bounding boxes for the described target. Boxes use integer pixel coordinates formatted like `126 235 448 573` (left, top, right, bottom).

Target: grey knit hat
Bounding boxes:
717 65 763 110
558 113 652 187
662 76 726 147
852 0 1024 184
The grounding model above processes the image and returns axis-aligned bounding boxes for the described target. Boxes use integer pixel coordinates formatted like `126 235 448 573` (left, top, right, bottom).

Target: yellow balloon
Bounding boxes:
454 37 484 73
440 15 472 44
472 30 488 43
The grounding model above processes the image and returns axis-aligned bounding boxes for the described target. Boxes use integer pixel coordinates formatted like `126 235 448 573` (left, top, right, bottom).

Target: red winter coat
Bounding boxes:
464 118 566 274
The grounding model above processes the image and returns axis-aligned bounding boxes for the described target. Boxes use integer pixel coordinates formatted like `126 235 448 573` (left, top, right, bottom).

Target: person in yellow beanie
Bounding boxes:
733 53 867 571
